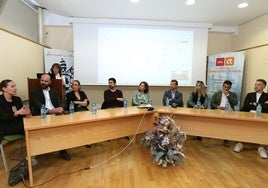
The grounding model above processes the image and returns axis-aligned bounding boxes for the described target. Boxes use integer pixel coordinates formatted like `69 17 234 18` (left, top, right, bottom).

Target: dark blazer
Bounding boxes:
241 92 268 113
65 90 89 111
0 94 24 141
30 87 62 116
210 91 238 110
162 90 183 107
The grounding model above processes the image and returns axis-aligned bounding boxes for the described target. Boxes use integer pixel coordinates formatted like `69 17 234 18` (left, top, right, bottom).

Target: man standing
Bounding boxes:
30 74 71 161
162 79 183 107
234 79 268 158
101 78 124 109
210 80 238 147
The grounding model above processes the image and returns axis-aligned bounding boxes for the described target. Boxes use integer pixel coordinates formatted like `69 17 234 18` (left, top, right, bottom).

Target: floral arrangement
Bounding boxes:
141 116 187 168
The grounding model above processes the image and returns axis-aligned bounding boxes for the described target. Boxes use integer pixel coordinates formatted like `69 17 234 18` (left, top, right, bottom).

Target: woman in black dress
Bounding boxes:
0 79 31 142
65 80 89 112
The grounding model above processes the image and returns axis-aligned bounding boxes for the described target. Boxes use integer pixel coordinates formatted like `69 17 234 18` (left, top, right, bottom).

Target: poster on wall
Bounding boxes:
207 51 245 109
44 48 74 93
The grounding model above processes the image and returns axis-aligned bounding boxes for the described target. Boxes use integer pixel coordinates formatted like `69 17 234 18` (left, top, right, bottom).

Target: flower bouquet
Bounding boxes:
141 116 187 168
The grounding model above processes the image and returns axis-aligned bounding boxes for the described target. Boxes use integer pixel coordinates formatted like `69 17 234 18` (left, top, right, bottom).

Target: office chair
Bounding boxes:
0 134 24 172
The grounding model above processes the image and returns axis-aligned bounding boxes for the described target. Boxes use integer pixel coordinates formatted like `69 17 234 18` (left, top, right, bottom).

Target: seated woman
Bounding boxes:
0 79 31 142
187 80 208 109
132 81 152 106
65 80 89 112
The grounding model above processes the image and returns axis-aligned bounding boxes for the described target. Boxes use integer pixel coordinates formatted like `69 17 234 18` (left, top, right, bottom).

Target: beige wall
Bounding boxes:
0 29 44 100
207 32 232 55
231 14 268 51
231 13 268 101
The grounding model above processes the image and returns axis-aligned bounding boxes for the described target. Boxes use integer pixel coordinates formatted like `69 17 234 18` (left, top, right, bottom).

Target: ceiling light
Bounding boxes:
238 3 248 8
185 0 195 5
131 0 139 3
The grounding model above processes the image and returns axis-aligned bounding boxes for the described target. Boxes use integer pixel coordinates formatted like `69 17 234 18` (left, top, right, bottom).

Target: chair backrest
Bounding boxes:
27 78 64 110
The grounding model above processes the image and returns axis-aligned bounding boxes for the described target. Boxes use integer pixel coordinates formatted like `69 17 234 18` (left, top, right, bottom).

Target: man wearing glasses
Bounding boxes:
210 80 238 110
210 80 238 147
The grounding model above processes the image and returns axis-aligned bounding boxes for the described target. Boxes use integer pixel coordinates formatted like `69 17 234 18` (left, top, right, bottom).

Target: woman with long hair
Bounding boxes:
187 80 208 109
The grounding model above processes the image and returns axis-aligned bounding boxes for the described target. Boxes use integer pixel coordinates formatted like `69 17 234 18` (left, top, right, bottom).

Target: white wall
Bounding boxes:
0 0 38 41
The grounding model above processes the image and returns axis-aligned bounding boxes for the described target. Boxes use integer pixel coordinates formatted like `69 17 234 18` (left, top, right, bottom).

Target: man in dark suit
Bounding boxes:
30 74 71 161
210 80 238 110
210 80 238 147
240 79 268 113
162 79 183 107
234 79 268 158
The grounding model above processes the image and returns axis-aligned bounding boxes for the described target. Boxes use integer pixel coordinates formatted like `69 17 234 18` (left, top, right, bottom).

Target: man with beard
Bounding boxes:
30 74 71 161
101 77 124 109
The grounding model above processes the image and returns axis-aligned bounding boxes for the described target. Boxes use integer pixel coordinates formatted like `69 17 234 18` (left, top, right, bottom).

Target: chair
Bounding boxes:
0 135 24 172
27 78 64 110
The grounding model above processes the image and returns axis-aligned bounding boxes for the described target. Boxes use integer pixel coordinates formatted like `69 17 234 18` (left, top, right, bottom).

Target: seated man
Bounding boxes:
101 78 124 109
162 79 183 107
210 80 238 111
30 74 71 161
234 79 268 158
210 80 238 147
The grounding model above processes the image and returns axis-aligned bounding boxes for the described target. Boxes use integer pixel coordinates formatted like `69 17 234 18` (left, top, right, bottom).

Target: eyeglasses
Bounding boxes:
223 85 231 90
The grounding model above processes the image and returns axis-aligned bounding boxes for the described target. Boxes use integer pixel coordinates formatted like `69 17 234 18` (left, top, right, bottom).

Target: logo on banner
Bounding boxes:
216 58 225 66
225 57 234 66
216 57 235 66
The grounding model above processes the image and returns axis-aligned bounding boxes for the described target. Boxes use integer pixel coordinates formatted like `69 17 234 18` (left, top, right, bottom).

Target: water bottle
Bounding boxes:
69 101 74 114
234 101 240 111
92 102 97 114
224 101 230 112
165 97 169 107
196 100 201 110
123 98 128 108
40 104 46 119
256 103 262 117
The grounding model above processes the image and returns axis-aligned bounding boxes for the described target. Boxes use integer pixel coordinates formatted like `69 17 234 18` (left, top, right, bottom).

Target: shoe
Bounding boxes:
234 143 243 152
196 136 202 141
59 150 71 161
85 144 92 148
258 146 268 159
223 140 231 147
124 136 130 140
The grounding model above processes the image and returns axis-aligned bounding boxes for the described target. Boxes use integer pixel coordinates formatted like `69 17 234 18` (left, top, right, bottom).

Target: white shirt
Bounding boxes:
42 87 55 110
256 93 261 103
55 73 66 86
220 92 228 107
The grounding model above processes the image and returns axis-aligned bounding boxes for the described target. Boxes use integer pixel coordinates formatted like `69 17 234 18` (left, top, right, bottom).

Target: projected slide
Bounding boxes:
73 22 208 86
98 27 193 85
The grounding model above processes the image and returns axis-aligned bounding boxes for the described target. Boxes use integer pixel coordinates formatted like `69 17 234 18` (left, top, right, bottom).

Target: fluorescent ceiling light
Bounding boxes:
185 0 196 5
238 3 248 8
131 0 139 3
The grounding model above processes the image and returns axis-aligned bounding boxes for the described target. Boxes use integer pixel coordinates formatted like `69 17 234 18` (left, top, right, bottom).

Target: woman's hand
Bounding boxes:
15 107 32 117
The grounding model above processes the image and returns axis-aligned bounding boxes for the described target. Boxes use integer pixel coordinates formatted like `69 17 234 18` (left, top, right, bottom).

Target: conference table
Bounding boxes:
23 107 155 186
156 106 268 145
24 106 268 186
